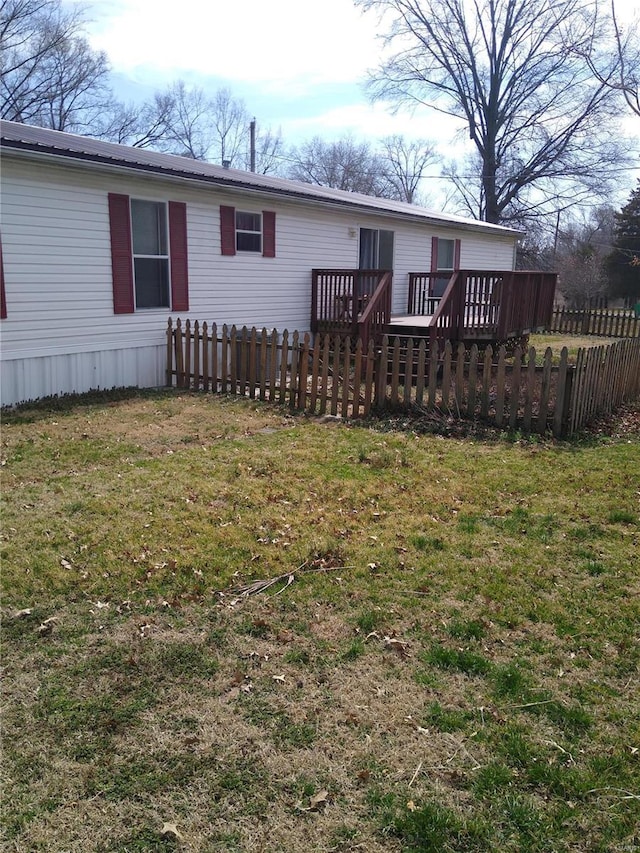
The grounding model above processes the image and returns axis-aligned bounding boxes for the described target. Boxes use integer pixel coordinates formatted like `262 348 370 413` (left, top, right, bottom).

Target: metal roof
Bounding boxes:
0 120 522 237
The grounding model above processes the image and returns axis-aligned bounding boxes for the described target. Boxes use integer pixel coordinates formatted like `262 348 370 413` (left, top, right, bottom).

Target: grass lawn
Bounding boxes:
2 390 639 852
529 333 628 364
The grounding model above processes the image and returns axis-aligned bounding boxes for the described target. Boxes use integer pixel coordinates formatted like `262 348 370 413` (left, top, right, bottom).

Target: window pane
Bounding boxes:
131 200 167 256
359 228 377 269
236 212 261 232
134 258 169 308
437 238 455 270
236 232 262 252
379 230 394 269
433 275 450 297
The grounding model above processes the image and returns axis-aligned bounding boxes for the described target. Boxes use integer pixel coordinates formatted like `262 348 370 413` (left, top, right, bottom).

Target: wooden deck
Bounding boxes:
311 268 558 351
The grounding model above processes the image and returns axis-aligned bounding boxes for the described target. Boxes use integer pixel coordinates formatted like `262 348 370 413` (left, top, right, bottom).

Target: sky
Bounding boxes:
82 0 639 212
84 0 464 146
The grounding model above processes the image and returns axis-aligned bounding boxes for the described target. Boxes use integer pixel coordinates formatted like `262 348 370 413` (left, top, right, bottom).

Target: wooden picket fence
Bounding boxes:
548 307 640 338
166 319 640 437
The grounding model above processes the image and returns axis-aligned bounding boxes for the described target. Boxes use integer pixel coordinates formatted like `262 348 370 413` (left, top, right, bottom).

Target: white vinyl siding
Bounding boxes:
0 155 518 404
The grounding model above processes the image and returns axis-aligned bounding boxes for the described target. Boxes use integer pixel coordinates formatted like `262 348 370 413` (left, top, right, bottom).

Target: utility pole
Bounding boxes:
249 118 256 173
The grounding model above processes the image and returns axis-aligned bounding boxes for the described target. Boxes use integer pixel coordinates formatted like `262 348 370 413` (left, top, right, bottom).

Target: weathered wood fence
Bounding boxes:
167 320 640 437
548 307 640 338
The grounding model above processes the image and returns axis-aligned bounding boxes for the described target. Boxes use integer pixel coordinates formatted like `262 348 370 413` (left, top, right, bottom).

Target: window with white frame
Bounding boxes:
131 199 169 308
236 211 262 252
436 238 455 272
432 237 457 297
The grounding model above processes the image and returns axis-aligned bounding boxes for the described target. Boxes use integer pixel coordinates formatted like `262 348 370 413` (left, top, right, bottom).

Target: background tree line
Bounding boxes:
1 0 638 304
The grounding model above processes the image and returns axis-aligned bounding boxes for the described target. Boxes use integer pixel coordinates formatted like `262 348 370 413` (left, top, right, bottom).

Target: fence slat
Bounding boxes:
193 320 200 390
455 343 465 415
330 335 341 416
279 330 289 405
166 318 173 386
480 345 492 420
341 337 351 416
289 330 300 410
508 346 522 430
167 321 640 435
319 333 330 415
553 347 569 437
353 338 363 418
495 346 506 428
364 340 375 417
184 319 192 389
442 342 452 413
201 321 209 391
175 318 184 387
269 329 278 402
390 338 401 406
536 347 553 434
259 328 268 401
467 344 479 418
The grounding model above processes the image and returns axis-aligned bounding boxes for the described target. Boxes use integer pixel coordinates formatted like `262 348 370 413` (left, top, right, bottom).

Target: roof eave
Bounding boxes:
0 137 524 238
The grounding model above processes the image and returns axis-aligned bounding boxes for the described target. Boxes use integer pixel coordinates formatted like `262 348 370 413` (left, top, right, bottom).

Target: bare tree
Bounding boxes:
357 0 632 224
582 0 640 117
209 87 250 166
149 82 251 165
96 92 176 149
378 135 439 203
555 206 615 307
1 0 113 130
159 81 214 159
287 133 438 201
287 135 387 194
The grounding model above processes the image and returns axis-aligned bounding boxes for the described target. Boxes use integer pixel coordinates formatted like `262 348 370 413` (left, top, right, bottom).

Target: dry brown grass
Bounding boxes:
2 390 639 852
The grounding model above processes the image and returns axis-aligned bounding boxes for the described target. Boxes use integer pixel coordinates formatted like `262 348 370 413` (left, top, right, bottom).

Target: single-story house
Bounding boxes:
1 120 530 406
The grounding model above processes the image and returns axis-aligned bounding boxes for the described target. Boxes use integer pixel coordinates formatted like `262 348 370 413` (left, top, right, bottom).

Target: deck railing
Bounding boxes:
311 269 391 339
428 270 557 352
356 271 393 351
408 272 446 315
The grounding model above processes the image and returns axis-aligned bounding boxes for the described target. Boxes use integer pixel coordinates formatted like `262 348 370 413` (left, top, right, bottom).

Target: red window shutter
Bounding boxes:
262 210 276 257
0 238 6 319
430 236 438 273
220 205 236 255
108 193 135 314
169 201 189 312
454 238 461 270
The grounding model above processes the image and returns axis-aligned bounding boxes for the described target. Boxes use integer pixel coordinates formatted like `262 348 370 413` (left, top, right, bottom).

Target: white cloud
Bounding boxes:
283 100 468 153
86 0 384 92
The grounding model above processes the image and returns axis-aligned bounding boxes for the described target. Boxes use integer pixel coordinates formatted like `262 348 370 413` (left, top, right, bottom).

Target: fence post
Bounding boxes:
184 319 192 389
166 318 174 386
174 318 184 387
553 347 569 438
375 336 389 409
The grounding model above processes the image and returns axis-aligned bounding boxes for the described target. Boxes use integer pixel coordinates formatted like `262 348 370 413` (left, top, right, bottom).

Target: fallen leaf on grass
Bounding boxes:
272 674 286 683
13 608 33 619
310 789 329 809
161 822 184 840
230 669 246 686
37 617 58 636
383 636 410 658
296 789 330 812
